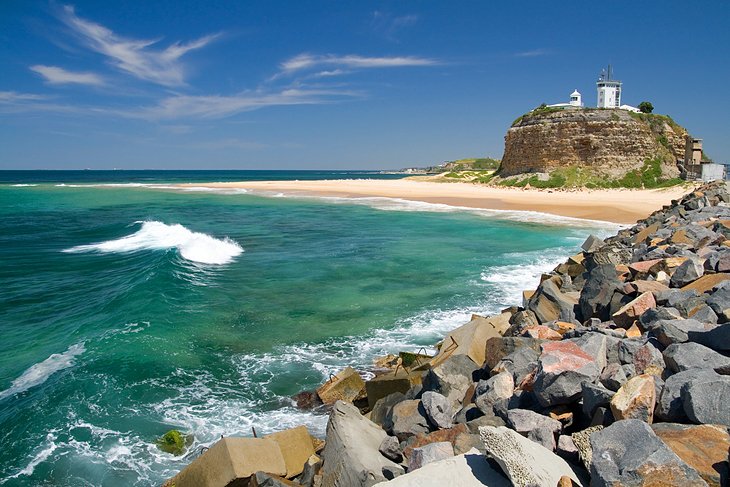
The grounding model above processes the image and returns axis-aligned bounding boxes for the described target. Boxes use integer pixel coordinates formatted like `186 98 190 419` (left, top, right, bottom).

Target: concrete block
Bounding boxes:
264 425 315 479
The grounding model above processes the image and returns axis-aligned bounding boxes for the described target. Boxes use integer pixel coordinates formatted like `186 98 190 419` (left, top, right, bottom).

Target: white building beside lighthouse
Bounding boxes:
597 65 621 108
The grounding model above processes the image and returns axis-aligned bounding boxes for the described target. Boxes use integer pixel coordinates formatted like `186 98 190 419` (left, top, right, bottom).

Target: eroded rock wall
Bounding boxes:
500 109 687 178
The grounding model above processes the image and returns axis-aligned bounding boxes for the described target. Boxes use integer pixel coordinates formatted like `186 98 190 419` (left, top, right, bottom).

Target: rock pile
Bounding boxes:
164 182 730 487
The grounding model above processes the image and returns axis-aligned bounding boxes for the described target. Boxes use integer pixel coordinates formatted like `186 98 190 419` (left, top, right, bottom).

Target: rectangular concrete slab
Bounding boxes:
264 425 315 479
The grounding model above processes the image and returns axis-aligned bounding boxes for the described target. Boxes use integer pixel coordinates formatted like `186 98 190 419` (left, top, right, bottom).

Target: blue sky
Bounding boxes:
1 1 729 170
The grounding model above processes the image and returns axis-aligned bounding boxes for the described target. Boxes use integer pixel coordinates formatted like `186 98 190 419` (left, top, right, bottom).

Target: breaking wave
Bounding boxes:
63 221 243 265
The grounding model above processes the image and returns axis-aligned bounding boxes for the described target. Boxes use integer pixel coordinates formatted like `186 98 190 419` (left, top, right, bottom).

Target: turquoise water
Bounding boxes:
0 173 614 486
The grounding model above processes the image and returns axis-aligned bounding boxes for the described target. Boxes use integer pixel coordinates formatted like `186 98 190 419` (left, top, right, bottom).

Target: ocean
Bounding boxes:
0 171 616 486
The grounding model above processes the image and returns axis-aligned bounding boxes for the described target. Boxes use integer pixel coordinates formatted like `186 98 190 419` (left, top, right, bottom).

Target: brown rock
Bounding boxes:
523 325 562 340
432 313 510 368
264 426 316 479
626 323 642 338
610 374 656 423
557 476 575 487
316 367 366 404
628 259 663 276
653 423 729 487
625 279 669 294
633 223 661 244
612 291 656 328
402 423 468 460
682 273 730 293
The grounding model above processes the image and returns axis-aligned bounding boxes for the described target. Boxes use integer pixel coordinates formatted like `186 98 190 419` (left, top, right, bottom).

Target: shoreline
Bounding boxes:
176 179 694 224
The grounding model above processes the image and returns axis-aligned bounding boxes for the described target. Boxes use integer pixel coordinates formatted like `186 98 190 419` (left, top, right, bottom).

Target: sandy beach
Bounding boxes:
179 179 695 224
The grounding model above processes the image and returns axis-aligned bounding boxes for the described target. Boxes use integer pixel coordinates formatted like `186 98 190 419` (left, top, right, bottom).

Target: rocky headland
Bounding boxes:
164 182 730 487
500 108 688 179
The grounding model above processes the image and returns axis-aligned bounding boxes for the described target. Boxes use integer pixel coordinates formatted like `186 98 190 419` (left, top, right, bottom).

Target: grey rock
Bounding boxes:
389 400 430 441
582 234 604 252
648 319 708 347
506 408 562 439
682 372 730 426
320 401 405 487
490 346 539 385
527 426 557 451
453 404 483 424
408 442 454 471
689 304 718 324
618 338 644 365
589 419 706 486
420 391 454 430
599 363 627 391
473 371 513 416
581 382 615 418
654 289 700 307
423 354 477 408
465 414 506 435
670 258 705 287
527 277 578 323
371 392 406 429
556 435 580 464
663 342 730 373
378 435 403 463
533 340 602 407
479 426 582 487
656 369 715 422
251 472 298 487
579 264 623 322
639 306 682 327
621 363 636 379
571 425 604 470
298 454 322 487
632 339 666 376
570 333 608 370
689 323 730 352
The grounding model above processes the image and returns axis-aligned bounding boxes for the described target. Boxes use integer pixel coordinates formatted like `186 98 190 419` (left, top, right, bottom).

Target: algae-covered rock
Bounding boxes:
157 429 192 456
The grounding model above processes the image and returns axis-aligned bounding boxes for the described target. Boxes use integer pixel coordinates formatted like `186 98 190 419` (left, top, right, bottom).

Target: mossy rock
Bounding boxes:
156 429 192 456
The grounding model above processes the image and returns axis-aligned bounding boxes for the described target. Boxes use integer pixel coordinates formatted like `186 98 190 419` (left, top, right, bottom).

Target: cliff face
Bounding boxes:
500 109 687 178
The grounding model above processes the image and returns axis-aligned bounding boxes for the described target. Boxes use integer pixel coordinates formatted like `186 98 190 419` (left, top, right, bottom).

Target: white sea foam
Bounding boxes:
63 221 244 265
10 183 38 187
1 434 58 482
0 343 85 401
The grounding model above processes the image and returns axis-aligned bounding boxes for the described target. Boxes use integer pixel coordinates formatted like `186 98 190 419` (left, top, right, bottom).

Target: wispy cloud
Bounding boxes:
0 91 48 102
128 88 360 120
279 53 438 75
0 91 78 114
30 65 104 86
515 48 550 58
59 5 218 86
371 11 419 41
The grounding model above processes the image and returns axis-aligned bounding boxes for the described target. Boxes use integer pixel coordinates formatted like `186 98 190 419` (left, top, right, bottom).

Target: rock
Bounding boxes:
433 313 510 368
625 279 669 294
249 472 299 487
168 437 287 487
533 340 602 407
663 342 730 373
370 392 406 429
372 448 510 487
388 400 430 441
656 369 716 422
581 382 614 418
452 432 486 456
506 408 562 441
682 372 730 426
682 272 730 293
582 234 604 252
298 454 322 487
632 340 666 376
316 367 366 405
707 284 730 322
420 391 454 430
523 325 563 340
653 423 730 487
408 442 454 470
320 401 404 486
479 426 582 487
453 404 483 424
689 323 730 352
640 306 682 327
528 426 558 451
590 419 707 486
365 370 419 410
689 304 718 325
474 371 513 416
489 345 540 386
402 423 468 460
423 354 477 408
571 425 603 470
508 309 540 335
648 318 710 347
612 292 656 328
378 436 403 463
556 435 580 464
528 277 579 323
579 265 623 322
610 374 656 423
484 336 542 370
466 414 506 435
264 425 316 478
557 476 574 487
670 258 705 287
293 390 324 410
599 363 627 391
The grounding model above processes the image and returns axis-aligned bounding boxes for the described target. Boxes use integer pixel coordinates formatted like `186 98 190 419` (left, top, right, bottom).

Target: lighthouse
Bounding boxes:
569 90 582 107
597 65 622 108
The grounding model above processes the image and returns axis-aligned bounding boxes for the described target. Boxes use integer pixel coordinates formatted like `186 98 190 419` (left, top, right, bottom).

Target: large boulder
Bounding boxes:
527 277 579 324
408 442 454 471
479 426 583 486
582 382 615 418
663 342 730 373
320 401 404 487
612 292 656 328
579 264 623 322
656 369 716 422
533 340 602 407
652 423 730 487
689 323 730 352
370 392 406 429
316 367 366 404
388 400 430 441
682 372 730 426
610 374 656 423
506 409 562 451
590 420 706 486
648 319 711 347
489 344 540 385
474 371 513 416
433 313 510 367
372 448 510 487
707 285 730 322
264 426 316 479
420 391 454 430
423 354 477 407
670 258 705 288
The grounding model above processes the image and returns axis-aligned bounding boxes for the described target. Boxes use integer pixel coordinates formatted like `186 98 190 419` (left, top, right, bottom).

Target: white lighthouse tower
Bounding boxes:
569 89 582 107
596 65 622 108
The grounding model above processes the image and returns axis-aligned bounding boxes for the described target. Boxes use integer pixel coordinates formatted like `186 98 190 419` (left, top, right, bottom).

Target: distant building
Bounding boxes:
597 65 621 108
548 89 583 109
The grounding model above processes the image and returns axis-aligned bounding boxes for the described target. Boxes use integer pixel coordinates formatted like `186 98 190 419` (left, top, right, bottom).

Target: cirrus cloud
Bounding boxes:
30 65 104 86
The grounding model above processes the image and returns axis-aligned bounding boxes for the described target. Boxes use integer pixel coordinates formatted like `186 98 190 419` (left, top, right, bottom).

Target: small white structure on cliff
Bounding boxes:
597 65 621 108
548 89 583 108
